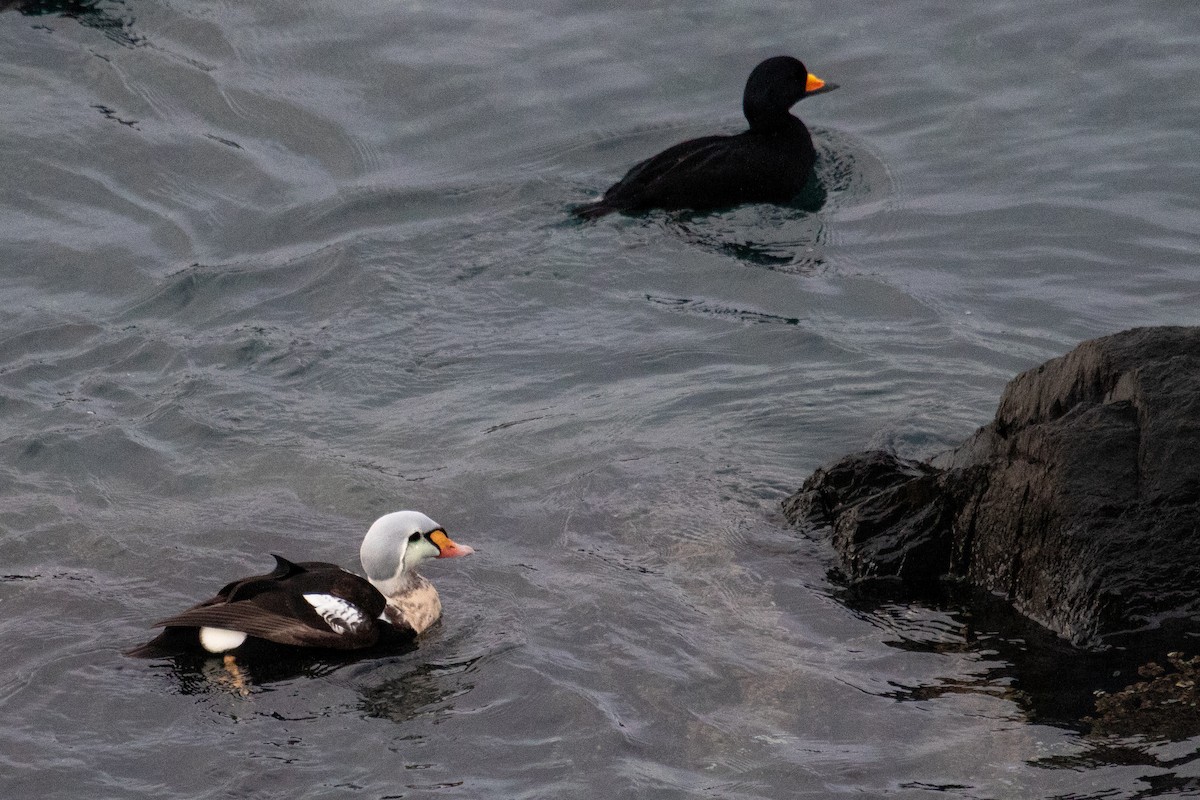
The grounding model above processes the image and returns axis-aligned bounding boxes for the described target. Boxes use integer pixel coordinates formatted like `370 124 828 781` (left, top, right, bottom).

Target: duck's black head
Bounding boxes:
742 55 836 132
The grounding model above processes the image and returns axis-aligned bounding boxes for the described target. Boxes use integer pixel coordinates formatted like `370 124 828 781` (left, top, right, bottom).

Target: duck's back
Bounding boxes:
126 557 391 656
577 118 816 218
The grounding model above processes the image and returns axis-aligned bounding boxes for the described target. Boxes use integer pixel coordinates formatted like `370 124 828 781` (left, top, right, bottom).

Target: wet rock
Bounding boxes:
784 326 1200 648
784 450 956 586
1086 652 1200 740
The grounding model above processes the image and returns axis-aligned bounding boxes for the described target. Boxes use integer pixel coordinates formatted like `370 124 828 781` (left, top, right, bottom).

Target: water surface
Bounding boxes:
2 0 1200 797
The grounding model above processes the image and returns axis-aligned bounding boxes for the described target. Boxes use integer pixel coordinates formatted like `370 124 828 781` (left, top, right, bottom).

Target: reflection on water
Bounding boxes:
835 576 1200 779
1035 741 1200 792
151 625 494 728
159 644 420 697
1 0 139 47
644 294 802 326
360 661 477 724
670 210 830 273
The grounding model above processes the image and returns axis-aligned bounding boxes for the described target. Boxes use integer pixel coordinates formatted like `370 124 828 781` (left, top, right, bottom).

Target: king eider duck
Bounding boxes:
573 55 837 219
127 510 474 657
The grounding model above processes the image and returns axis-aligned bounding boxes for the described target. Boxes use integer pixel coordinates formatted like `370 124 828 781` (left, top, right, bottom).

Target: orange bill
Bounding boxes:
429 529 475 558
805 72 838 95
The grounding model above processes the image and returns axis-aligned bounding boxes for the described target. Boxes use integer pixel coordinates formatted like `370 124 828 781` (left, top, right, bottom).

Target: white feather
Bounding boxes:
303 593 369 635
199 626 248 653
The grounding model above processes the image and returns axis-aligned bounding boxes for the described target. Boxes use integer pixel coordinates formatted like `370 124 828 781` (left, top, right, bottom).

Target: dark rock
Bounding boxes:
1086 652 1200 740
783 451 956 585
784 326 1200 648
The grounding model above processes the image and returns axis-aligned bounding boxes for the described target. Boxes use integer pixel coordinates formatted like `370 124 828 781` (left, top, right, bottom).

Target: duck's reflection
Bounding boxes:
359 661 477 723
153 631 486 725
162 640 421 697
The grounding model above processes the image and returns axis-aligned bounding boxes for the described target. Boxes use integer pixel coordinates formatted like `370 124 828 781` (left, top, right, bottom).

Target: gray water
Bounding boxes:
2 0 1200 797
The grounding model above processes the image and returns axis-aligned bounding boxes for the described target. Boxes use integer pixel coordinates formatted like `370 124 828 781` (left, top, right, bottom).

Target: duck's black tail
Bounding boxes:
125 627 193 658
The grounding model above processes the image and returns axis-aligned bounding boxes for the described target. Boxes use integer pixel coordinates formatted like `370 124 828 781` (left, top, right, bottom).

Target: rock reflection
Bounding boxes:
0 0 139 47
1035 743 1200 800
835 578 1200 750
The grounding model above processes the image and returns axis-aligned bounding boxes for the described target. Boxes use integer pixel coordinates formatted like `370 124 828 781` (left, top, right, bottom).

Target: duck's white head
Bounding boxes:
359 510 474 595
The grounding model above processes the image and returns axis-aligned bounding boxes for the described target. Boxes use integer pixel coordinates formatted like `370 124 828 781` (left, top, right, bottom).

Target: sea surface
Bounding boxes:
2 0 1200 797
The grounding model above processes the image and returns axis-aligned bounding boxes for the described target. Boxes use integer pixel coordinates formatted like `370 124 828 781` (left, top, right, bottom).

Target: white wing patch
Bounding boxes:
303 593 370 635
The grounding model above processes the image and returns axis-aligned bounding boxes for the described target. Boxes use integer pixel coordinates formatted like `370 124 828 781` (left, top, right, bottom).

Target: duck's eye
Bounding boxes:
408 532 422 543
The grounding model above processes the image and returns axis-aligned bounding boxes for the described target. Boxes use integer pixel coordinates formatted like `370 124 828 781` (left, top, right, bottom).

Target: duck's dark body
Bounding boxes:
126 555 413 657
579 119 816 217
574 56 835 219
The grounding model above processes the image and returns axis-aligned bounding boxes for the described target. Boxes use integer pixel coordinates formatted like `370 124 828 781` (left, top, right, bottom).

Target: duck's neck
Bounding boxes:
371 570 443 634
745 109 802 135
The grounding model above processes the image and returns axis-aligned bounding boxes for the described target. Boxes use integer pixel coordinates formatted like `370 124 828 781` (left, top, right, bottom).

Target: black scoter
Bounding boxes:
574 55 837 219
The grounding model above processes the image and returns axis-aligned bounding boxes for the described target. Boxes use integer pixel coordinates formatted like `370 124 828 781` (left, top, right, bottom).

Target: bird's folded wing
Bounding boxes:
153 603 377 649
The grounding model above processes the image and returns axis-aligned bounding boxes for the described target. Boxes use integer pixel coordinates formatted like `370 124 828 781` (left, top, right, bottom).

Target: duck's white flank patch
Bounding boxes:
199 626 248 653
303 593 368 635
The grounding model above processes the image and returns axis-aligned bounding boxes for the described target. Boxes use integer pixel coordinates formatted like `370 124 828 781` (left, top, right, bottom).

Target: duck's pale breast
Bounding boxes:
384 576 442 634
